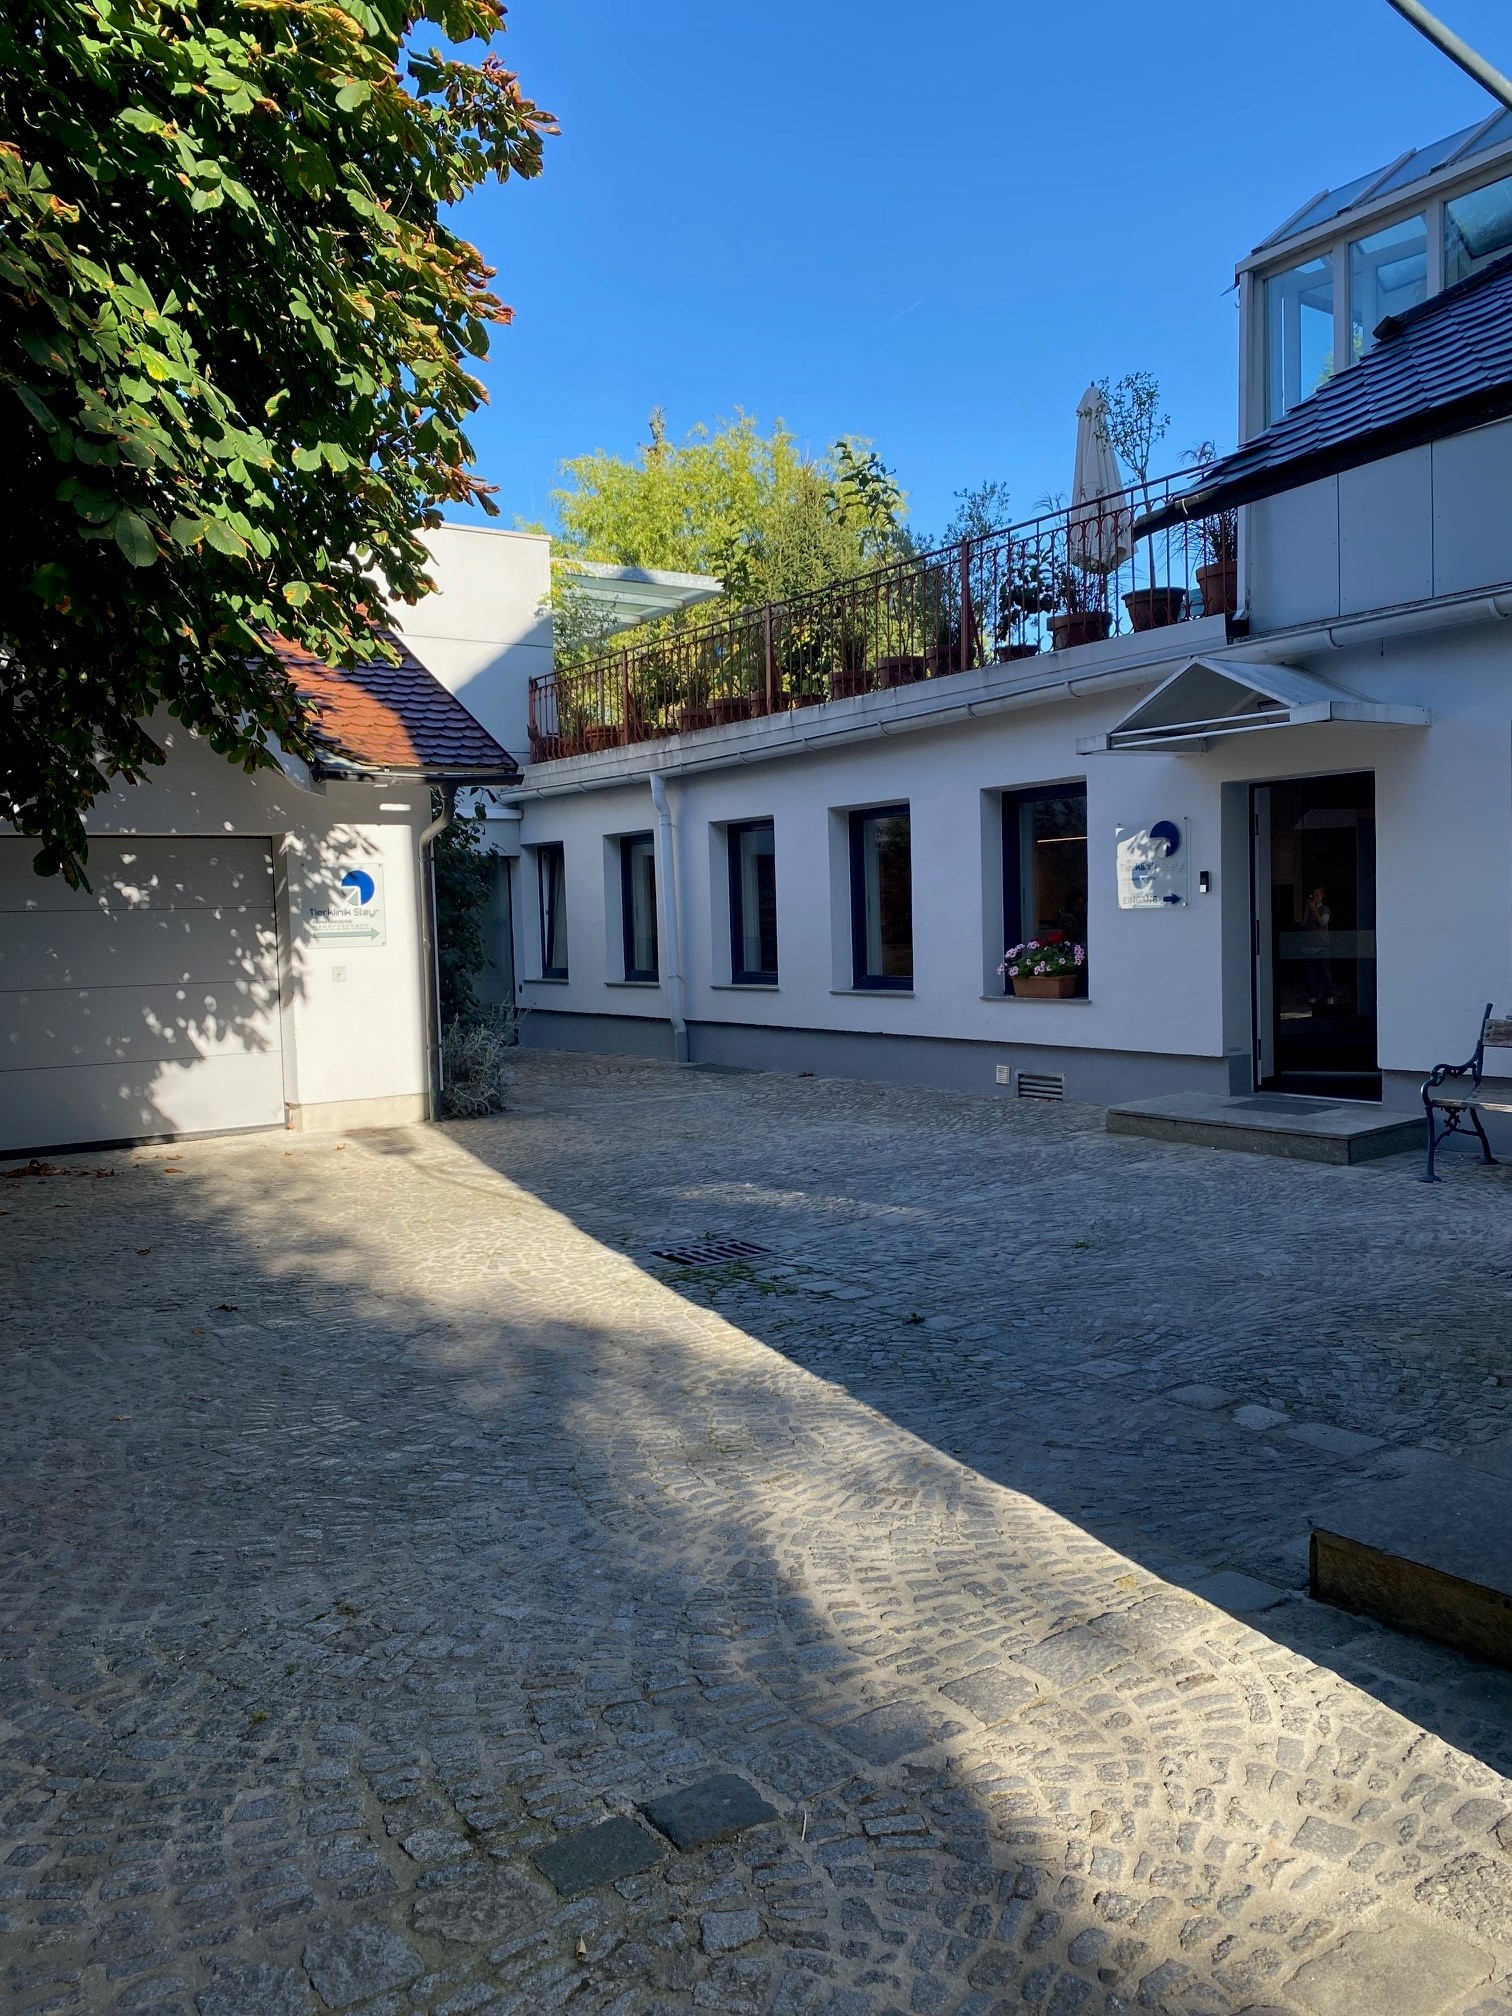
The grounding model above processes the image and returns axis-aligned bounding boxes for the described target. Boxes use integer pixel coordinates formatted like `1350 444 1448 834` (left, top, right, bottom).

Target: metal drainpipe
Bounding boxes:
418 783 457 1119
648 771 689 1064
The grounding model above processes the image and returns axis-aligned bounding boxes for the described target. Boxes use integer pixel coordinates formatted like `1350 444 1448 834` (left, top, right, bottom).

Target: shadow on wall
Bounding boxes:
2 1117 1504 2012
0 825 384 1156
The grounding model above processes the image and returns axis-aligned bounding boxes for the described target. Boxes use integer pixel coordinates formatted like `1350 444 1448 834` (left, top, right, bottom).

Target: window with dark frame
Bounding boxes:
849 805 912 989
538 843 568 979
1002 785 1088 994
620 832 659 982
728 820 778 984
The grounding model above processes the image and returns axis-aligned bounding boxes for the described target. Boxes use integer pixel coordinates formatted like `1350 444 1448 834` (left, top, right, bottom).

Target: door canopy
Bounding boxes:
1076 655 1430 755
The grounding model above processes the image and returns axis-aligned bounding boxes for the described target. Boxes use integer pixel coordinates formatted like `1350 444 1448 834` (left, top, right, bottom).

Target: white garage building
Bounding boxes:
0 639 517 1157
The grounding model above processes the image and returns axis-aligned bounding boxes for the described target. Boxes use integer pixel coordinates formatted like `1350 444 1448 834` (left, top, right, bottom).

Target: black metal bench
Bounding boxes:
1421 1002 1502 1181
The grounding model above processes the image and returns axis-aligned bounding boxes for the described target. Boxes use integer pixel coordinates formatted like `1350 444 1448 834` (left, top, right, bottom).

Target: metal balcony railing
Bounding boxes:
528 471 1236 762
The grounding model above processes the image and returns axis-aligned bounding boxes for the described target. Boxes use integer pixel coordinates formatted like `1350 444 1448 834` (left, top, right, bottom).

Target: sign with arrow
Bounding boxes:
305 864 387 946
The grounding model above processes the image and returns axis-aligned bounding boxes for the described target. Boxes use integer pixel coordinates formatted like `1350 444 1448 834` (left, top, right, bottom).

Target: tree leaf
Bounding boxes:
113 510 157 567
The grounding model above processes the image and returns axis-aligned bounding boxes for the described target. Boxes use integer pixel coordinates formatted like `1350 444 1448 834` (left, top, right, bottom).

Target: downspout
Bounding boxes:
418 783 456 1119
648 771 689 1064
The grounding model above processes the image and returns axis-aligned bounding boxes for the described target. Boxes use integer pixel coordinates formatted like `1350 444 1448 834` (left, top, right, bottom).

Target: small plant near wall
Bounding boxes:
999 932 1086 999
1184 440 1240 617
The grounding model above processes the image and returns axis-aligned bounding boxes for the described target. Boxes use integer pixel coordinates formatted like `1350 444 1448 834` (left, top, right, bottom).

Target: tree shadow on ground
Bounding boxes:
438 1053 1512 1791
1 1110 1507 2016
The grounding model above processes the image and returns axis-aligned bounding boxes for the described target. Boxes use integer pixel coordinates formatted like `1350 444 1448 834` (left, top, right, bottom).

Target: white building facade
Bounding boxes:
498 128 1512 1121
1 644 518 1157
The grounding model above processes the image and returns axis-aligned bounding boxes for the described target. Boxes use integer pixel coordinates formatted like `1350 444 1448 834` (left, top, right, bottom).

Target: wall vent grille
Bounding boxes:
1016 1072 1065 1102
651 1238 772 1268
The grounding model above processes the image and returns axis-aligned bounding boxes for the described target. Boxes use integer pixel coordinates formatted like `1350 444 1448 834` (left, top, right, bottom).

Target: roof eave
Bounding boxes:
311 754 522 787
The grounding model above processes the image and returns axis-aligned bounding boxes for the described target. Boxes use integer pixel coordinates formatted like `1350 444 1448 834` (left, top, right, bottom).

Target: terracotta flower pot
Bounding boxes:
708 695 753 725
1010 973 1077 999
995 642 1040 662
583 723 621 752
874 654 928 687
1196 558 1238 617
831 665 876 699
1049 609 1112 651
1123 586 1189 632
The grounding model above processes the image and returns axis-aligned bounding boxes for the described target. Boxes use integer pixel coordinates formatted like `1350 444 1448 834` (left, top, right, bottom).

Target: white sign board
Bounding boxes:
305 865 386 946
1116 820 1188 909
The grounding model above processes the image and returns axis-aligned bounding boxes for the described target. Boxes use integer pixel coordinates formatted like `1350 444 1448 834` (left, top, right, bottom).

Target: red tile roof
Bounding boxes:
272 634 519 781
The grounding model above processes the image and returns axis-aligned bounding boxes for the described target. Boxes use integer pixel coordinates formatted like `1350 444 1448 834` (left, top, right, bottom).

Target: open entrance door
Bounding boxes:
1251 773 1379 1100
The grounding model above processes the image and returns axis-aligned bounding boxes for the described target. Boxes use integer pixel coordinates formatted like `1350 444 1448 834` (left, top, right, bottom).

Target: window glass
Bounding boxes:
620 833 658 981
1349 214 1427 355
850 807 912 988
539 844 567 978
1265 254 1335 423
728 821 778 983
1445 172 1512 286
1004 786 1088 994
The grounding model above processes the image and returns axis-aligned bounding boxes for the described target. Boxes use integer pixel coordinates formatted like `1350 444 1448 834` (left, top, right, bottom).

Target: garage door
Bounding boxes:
1 836 286 1155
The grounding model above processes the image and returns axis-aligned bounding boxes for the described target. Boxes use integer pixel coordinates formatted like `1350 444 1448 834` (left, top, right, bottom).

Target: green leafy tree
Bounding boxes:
1093 370 1170 485
432 796 491 1020
550 410 908 631
1 0 554 882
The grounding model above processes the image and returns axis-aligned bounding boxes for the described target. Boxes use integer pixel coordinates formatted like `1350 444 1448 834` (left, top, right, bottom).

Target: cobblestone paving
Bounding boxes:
5 1051 1512 2016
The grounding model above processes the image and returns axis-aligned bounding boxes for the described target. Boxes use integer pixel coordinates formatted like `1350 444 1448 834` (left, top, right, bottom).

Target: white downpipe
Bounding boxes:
649 771 689 1064
418 784 456 1118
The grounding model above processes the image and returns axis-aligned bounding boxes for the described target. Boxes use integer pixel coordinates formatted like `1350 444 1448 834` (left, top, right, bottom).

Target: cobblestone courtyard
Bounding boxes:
6 1051 1512 2016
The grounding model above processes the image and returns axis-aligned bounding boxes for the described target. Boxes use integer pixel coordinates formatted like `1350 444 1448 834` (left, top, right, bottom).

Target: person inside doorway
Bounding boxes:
1301 885 1333 1007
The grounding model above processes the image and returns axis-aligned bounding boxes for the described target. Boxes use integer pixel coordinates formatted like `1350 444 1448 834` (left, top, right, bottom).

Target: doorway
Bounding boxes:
1252 772 1379 1100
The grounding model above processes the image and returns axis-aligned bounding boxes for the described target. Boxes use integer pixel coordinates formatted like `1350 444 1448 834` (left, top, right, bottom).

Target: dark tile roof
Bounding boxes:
1141 251 1512 535
272 634 519 781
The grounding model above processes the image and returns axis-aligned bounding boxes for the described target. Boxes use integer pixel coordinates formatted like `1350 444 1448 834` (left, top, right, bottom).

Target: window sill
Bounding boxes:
711 981 780 992
831 987 915 998
526 974 570 985
607 978 662 989
982 992 1092 1003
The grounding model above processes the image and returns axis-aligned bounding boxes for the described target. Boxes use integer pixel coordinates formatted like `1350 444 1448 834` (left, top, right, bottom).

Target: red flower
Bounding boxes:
1044 929 1065 944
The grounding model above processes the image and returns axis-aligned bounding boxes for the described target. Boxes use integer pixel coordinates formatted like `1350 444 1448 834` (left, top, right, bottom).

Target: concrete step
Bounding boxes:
1310 1459 1512 1668
1106 1090 1424 1164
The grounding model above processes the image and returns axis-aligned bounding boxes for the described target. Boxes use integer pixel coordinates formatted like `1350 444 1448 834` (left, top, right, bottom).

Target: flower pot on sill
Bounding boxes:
1010 973 1077 999
995 642 1040 662
676 704 714 734
831 665 875 699
1049 609 1112 651
1123 586 1189 632
1195 558 1238 618
583 723 621 752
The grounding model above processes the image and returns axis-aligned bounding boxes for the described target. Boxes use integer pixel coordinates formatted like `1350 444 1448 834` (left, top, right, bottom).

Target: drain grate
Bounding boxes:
651 1237 772 1268
1017 1071 1065 1102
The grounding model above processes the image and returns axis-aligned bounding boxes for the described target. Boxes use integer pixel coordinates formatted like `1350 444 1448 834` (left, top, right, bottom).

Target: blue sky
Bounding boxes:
449 0 1511 546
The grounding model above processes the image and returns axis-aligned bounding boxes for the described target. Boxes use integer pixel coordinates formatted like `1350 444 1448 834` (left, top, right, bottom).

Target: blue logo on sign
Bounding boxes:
342 870 376 906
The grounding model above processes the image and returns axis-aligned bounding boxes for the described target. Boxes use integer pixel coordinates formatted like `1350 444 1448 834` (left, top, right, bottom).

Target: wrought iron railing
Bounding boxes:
528 470 1235 761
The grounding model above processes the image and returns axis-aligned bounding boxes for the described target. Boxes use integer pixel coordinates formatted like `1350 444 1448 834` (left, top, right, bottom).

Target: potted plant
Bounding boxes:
996 552 1054 659
1095 372 1186 632
999 931 1086 998
1049 565 1112 651
1184 440 1239 618
1196 504 1239 617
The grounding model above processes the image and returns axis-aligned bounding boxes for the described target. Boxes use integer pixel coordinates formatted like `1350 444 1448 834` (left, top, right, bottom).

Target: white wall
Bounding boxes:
3 723 432 1135
398 524 552 765
1248 420 1512 631
513 621 1512 1090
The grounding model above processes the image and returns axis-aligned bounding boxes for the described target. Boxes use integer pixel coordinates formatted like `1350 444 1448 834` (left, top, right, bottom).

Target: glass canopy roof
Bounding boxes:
1255 109 1512 252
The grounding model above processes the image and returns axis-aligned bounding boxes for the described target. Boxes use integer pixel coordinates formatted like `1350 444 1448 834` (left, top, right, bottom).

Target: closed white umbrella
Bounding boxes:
1067 384 1131 577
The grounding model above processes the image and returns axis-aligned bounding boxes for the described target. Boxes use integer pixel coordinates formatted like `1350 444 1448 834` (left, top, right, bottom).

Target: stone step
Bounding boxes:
1310 1458 1512 1668
1107 1090 1424 1164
